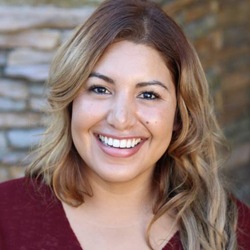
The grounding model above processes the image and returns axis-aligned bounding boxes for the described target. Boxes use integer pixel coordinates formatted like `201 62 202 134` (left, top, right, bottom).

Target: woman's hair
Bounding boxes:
26 0 237 249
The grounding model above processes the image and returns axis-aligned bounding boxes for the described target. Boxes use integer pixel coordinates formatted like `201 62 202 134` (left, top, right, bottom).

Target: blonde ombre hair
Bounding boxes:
26 0 237 249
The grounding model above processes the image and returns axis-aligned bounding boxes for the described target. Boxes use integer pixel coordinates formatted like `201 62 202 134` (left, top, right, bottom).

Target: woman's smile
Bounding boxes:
97 134 143 149
95 133 147 158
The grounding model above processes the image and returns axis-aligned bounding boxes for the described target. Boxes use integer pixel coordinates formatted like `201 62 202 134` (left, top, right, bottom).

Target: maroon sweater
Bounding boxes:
0 177 249 250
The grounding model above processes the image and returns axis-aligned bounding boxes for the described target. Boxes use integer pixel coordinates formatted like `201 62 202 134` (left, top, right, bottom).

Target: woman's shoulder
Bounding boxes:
0 177 58 219
0 176 26 190
0 176 38 192
236 199 250 230
236 199 250 248
0 176 64 228
0 176 53 206
0 177 33 205
0 176 31 192
0 177 81 250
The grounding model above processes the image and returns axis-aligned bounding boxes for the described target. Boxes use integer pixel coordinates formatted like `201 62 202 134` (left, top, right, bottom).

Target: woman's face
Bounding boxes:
71 40 177 185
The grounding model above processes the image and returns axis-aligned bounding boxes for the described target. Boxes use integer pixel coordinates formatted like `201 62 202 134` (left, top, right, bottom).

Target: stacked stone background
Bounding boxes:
0 0 249 204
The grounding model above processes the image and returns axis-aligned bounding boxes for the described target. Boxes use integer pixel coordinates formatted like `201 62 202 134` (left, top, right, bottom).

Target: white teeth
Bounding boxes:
98 135 142 148
120 139 127 148
126 139 132 148
104 136 108 144
108 137 112 145
113 139 120 147
132 138 136 145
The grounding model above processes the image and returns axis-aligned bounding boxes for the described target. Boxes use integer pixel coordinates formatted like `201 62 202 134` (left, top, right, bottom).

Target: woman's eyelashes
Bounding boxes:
137 91 160 100
88 85 111 95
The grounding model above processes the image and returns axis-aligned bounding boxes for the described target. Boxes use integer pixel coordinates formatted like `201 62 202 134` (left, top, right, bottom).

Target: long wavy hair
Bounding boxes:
26 0 237 249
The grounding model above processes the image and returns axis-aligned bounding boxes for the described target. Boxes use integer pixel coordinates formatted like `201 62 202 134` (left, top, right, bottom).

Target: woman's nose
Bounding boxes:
106 95 136 130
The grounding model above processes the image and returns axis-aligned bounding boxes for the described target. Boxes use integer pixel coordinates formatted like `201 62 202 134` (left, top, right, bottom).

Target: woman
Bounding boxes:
0 0 249 249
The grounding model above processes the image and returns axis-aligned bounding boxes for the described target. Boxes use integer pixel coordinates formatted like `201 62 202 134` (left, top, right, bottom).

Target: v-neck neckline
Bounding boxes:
58 200 180 250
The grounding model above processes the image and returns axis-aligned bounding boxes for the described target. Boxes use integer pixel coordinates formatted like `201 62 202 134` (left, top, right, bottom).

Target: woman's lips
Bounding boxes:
96 134 146 158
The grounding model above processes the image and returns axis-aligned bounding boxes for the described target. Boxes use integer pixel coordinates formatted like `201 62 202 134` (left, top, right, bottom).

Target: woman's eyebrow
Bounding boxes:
89 72 169 91
89 72 114 84
136 81 169 91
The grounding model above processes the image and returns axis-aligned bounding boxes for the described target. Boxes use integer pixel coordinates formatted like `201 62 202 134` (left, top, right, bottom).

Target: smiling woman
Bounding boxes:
0 0 249 250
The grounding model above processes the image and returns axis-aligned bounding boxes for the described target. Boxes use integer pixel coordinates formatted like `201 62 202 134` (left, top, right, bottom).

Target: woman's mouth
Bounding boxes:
98 135 142 149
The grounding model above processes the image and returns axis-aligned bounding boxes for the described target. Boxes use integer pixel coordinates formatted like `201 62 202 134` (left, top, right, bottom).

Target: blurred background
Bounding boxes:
0 0 249 204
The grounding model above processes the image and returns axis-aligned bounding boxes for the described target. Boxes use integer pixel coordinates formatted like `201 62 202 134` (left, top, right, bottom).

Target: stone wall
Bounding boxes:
0 0 249 203
215 0 250 203
0 5 96 179
163 0 250 203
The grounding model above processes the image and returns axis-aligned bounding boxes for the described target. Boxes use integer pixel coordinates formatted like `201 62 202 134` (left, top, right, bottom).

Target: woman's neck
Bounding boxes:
79 174 155 227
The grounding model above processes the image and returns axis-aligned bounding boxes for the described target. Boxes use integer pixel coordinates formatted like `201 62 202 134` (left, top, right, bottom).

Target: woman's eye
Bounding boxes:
89 85 111 95
138 91 160 100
